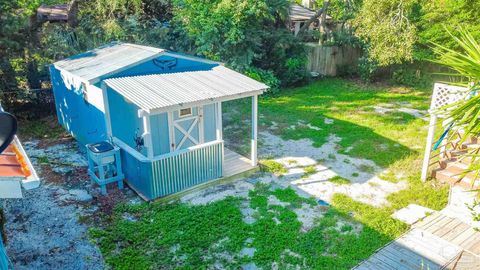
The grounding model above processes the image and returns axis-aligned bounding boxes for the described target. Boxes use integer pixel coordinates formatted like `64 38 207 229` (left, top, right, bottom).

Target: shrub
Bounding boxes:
391 66 430 88
282 57 308 86
245 67 281 95
358 56 378 82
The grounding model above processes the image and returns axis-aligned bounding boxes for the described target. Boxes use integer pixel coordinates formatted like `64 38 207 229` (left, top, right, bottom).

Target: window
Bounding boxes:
179 108 192 117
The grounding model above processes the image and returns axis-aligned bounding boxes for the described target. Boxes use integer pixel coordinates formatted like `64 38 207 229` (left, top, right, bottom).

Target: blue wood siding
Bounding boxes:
106 87 147 156
107 54 217 79
0 235 10 269
203 103 217 142
150 113 170 156
49 66 107 147
119 148 154 199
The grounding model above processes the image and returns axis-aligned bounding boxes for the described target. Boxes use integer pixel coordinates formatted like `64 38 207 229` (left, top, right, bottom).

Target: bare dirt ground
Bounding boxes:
2 139 139 270
260 131 408 207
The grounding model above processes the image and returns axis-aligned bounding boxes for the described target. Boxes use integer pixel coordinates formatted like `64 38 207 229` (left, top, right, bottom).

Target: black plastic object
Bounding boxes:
87 141 114 153
0 112 17 154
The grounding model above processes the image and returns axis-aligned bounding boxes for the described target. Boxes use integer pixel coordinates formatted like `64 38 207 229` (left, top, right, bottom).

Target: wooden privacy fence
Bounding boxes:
305 43 362 76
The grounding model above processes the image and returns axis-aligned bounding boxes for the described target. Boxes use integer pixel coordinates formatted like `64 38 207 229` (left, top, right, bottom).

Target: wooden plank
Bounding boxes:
446 250 480 270
441 222 470 242
353 260 376 270
466 238 480 255
415 212 444 229
431 218 463 236
450 227 478 246
387 241 441 268
461 233 480 254
378 246 420 270
422 215 455 234
366 256 396 270
386 242 442 268
396 230 461 265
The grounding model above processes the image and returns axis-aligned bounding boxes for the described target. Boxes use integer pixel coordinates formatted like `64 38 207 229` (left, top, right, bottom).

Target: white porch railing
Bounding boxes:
150 140 224 197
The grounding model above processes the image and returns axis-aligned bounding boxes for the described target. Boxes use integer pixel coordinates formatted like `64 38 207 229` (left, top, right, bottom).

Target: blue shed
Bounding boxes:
50 42 267 200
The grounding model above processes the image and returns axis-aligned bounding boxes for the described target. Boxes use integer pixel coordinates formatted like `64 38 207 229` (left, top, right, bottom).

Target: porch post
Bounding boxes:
139 110 154 159
216 102 223 140
251 95 258 166
101 84 112 137
421 114 437 182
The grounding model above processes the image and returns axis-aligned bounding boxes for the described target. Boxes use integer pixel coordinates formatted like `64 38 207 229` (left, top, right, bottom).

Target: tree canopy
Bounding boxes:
353 0 418 66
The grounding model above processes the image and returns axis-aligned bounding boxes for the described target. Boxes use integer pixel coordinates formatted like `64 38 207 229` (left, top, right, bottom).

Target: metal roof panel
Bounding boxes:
104 66 268 112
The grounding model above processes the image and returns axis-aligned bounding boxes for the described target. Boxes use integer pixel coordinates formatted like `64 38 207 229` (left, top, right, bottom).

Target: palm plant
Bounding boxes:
431 29 480 184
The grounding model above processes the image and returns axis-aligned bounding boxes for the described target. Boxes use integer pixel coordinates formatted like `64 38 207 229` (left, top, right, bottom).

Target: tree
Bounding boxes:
416 0 480 60
172 0 307 86
297 1 330 36
353 0 418 66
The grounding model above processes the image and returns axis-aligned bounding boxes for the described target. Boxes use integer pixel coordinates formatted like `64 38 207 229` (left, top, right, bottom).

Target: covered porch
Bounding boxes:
102 66 267 200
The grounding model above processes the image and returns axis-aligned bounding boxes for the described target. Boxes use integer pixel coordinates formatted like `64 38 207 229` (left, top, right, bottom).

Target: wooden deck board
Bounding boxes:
224 148 256 177
381 245 427 270
434 219 463 237
356 209 480 270
440 222 470 242
414 212 444 229
444 250 480 270
353 215 470 270
386 242 440 268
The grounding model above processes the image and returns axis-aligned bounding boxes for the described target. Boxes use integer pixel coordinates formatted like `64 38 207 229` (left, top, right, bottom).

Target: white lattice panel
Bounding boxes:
431 83 469 116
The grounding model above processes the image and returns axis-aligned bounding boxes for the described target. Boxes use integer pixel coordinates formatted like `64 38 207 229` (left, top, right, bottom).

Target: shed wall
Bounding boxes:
150 113 170 156
119 149 154 199
49 66 107 146
0 235 9 270
203 103 217 142
149 103 218 156
106 87 147 157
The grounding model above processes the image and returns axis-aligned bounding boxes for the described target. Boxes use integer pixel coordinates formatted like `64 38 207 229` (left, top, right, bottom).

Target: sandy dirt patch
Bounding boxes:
260 132 407 207
3 140 138 269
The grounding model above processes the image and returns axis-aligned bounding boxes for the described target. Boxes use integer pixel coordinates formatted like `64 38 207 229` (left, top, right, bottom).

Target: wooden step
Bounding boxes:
460 143 480 151
447 150 469 160
441 162 469 175
433 169 480 190
456 131 479 143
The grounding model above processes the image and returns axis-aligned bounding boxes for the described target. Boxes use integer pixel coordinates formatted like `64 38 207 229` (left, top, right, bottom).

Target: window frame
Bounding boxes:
179 107 193 118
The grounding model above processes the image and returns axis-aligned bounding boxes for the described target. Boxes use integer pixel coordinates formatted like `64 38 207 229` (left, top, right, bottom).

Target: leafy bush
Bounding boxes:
357 56 377 82
245 67 281 95
337 64 357 78
283 57 308 86
391 66 431 88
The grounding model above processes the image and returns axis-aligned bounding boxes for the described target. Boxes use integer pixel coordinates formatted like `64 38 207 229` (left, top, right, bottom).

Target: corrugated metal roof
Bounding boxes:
104 66 268 113
53 42 164 83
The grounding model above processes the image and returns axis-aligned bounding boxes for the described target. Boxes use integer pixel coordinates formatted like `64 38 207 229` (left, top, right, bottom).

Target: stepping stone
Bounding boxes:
392 204 435 225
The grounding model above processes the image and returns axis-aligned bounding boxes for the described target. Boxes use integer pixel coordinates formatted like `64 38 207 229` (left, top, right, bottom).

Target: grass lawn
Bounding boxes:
90 78 449 269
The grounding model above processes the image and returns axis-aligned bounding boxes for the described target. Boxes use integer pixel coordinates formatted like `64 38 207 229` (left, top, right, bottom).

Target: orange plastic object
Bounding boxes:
11 144 31 177
0 144 29 177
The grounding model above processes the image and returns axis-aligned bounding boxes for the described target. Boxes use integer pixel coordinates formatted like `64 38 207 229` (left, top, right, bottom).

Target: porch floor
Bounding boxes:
224 148 256 177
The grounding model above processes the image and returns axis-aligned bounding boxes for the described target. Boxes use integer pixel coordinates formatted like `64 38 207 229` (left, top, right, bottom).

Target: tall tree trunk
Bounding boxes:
297 1 330 37
68 0 81 28
318 5 329 44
